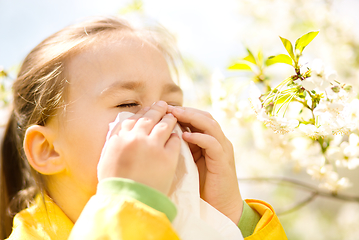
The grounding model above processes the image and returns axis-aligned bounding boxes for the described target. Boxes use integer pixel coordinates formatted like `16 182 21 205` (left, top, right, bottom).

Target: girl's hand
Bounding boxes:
98 101 181 195
168 106 243 224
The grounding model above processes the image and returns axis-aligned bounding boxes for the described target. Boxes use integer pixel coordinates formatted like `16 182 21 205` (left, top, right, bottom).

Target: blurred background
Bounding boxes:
1 0 359 239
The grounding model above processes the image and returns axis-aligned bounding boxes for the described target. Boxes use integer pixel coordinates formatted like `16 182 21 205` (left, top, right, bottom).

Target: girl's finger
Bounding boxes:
170 107 227 144
133 101 168 135
182 132 223 159
118 107 150 132
167 106 214 120
150 113 178 146
164 133 181 158
178 122 202 134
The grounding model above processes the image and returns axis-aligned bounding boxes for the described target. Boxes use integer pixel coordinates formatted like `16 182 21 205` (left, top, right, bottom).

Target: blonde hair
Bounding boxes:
0 16 180 239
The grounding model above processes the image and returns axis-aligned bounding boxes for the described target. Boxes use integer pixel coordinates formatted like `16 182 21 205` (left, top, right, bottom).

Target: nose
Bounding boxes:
146 98 167 106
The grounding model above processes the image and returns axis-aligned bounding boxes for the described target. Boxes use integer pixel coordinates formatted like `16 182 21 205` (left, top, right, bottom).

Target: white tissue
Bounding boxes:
103 112 244 240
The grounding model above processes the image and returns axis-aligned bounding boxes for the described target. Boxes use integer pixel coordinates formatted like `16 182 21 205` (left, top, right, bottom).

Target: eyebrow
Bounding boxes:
99 80 183 98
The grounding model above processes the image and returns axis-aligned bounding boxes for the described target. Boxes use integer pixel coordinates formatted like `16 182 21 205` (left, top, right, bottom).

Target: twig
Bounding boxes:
237 177 359 214
277 192 318 215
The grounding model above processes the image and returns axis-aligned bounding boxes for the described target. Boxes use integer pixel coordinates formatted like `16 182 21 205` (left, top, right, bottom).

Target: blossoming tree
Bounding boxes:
218 31 359 201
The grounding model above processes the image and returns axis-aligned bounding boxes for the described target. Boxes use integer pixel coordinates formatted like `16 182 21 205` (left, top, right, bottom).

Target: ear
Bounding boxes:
24 125 65 175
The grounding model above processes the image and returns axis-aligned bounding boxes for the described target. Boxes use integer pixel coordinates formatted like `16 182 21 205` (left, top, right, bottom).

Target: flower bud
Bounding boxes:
343 85 352 92
331 86 340 93
265 102 274 113
304 69 311 78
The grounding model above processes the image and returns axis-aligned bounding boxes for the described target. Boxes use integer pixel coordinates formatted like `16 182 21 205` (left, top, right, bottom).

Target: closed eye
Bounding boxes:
116 103 140 108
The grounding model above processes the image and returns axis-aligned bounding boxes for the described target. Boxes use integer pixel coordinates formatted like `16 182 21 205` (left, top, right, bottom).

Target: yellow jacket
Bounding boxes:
7 178 287 240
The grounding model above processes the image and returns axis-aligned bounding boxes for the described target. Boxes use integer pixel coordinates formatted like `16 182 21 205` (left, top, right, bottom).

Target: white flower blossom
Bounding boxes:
313 99 356 134
256 109 271 122
311 59 337 81
331 133 359 170
319 173 352 192
298 123 330 138
326 85 353 103
314 100 344 117
250 121 294 164
301 79 316 91
302 59 336 92
307 163 334 180
327 120 356 135
330 134 344 147
257 109 299 134
326 146 343 162
307 163 351 191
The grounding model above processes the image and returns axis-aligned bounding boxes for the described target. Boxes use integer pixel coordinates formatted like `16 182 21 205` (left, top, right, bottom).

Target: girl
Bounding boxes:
0 16 287 239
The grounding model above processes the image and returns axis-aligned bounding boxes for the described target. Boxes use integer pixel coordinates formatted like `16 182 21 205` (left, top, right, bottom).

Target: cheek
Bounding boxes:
61 114 111 191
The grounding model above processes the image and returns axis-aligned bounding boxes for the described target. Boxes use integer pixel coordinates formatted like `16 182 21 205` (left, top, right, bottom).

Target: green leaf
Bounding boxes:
243 48 257 65
228 62 252 71
257 50 263 67
265 54 293 66
279 36 295 60
295 31 319 54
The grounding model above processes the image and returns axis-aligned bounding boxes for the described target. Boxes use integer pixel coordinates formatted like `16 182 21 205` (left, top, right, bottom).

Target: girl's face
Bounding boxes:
47 33 183 204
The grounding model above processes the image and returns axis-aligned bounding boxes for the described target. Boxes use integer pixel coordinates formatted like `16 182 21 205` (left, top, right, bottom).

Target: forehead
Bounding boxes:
67 32 170 76
64 33 176 98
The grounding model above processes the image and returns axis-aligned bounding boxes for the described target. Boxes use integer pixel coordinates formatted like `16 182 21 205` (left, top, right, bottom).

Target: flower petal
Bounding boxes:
302 79 316 91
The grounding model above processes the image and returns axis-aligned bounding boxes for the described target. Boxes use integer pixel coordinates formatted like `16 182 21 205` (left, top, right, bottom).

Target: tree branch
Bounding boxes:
238 177 359 215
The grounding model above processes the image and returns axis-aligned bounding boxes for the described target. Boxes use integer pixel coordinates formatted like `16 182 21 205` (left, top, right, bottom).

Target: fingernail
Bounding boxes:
182 131 191 138
156 101 167 107
143 106 150 112
166 113 174 117
167 105 174 112
173 106 184 113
